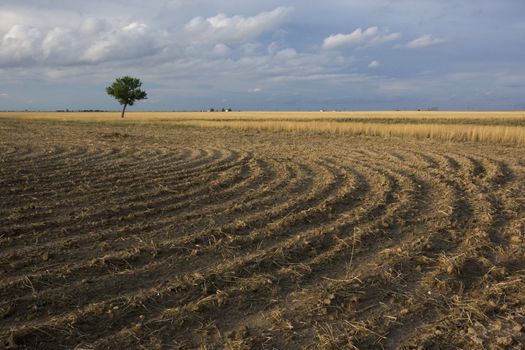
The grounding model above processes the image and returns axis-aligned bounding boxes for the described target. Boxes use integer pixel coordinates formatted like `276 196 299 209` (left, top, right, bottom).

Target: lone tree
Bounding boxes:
106 76 147 118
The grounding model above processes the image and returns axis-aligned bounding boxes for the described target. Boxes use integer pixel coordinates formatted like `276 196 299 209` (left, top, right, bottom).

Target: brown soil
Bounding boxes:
0 119 524 349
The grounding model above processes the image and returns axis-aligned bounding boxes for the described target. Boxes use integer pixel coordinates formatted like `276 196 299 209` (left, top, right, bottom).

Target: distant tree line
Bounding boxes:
208 108 233 112
55 109 108 112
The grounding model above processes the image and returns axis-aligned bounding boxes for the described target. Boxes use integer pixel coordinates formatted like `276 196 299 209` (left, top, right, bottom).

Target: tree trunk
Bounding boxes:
121 104 127 118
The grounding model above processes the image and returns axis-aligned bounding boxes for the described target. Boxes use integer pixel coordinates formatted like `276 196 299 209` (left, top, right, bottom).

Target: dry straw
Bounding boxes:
2 111 525 146
176 120 525 146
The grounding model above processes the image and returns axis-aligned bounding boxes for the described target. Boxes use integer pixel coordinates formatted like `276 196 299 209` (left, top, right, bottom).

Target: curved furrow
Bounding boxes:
439 153 461 173
0 147 178 219
254 151 447 300
2 121 525 349
135 156 362 254
0 147 210 204
0 157 293 300
11 148 229 206
1 158 372 342
0 146 189 193
0 146 69 168
3 159 392 346
229 158 384 257
0 146 127 184
464 154 487 179
0 146 96 181
281 155 437 278
86 161 409 349
424 150 514 243
0 145 25 157
0 155 210 231
0 146 207 197
0 148 247 240
0 155 292 287
430 152 514 248
58 154 308 252
396 169 524 348
1 154 254 252
0 155 319 291
343 150 514 347
446 151 501 186
208 158 365 256
352 155 474 346
0 147 155 217
0 154 254 270
0 160 312 332
468 152 514 186
0 146 74 181
219 149 416 256
0 156 316 300
393 150 492 253
174 155 425 344
258 148 469 348
162 148 231 177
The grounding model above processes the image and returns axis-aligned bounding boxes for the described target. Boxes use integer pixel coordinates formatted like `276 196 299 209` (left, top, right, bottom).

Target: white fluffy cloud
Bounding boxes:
323 27 401 49
0 6 292 68
79 18 108 35
368 60 381 68
0 1 522 111
0 25 42 66
81 22 168 63
212 43 231 56
184 7 293 44
405 34 448 49
274 48 297 61
0 19 168 67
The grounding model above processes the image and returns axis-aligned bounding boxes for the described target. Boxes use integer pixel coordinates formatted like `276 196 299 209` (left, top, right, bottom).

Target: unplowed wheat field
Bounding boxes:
1 116 525 349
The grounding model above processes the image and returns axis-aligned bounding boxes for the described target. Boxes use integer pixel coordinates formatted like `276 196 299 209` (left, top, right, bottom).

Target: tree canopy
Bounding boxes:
106 76 147 118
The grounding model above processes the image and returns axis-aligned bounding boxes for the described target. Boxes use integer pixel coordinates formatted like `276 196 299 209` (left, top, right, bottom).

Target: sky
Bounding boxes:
0 0 524 111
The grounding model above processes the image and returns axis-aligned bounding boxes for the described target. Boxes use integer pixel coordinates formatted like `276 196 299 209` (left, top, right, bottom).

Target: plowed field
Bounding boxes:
1 119 524 349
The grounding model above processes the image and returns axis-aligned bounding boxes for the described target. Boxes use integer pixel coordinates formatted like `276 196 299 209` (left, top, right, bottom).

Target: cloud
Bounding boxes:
274 48 297 60
212 43 231 56
241 43 263 55
0 1 523 111
0 92 8 98
248 87 262 93
42 27 81 62
0 25 42 66
368 60 381 68
323 27 401 49
79 18 108 35
405 34 448 49
185 7 293 44
81 22 168 63
0 19 168 67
